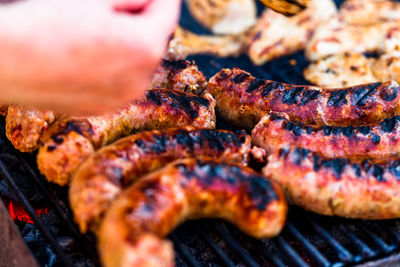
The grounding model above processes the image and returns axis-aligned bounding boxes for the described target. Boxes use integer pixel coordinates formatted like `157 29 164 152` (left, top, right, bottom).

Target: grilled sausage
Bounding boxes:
99 158 287 267
260 0 310 16
70 128 252 233
264 147 400 219
252 114 400 159
37 89 216 186
150 59 207 95
6 106 56 152
207 68 400 129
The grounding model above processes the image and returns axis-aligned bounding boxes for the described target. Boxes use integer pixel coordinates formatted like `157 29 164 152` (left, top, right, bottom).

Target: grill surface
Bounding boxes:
2 0 400 266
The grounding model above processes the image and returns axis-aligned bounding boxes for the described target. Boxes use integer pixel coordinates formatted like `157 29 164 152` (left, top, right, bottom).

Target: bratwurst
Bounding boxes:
99 158 287 267
207 68 400 129
38 89 216 186
70 128 253 233
252 114 400 159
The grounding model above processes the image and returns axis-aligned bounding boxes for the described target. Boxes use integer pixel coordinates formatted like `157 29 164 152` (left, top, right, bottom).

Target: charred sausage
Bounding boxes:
6 106 56 152
99 158 287 267
252 114 400 159
264 147 400 219
38 89 216 186
207 68 400 129
70 128 252 233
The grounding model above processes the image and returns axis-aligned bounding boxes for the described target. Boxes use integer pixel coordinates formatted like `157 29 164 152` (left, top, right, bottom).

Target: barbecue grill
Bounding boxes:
2 0 400 266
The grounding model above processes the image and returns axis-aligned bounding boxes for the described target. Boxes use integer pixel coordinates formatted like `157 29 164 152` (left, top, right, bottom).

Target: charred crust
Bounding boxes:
262 82 283 97
371 134 381 145
321 158 347 180
50 120 93 145
293 148 310 165
357 126 370 135
351 83 380 106
301 90 320 105
176 160 278 210
352 164 362 177
161 59 189 71
246 79 265 93
231 73 250 84
46 145 56 152
371 164 385 181
284 121 302 136
282 87 304 104
380 116 399 133
269 114 284 121
216 70 230 81
322 126 332 136
279 147 290 158
328 90 348 107
381 85 398 101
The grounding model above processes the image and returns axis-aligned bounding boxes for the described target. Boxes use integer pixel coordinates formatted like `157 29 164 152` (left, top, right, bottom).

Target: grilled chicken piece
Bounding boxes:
167 26 246 60
304 53 400 88
150 59 207 95
306 0 400 61
70 128 253 233
246 0 336 65
99 158 287 267
253 114 400 159
37 89 216 186
6 106 56 152
304 53 376 88
185 0 256 34
260 0 310 16
264 147 400 219
207 68 400 129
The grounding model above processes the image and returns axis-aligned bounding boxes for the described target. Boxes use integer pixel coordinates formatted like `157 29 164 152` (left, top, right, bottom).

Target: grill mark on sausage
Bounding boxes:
381 116 400 133
50 120 94 146
328 90 348 107
351 83 381 106
301 90 320 105
161 59 189 71
282 87 304 104
231 73 250 84
262 82 283 97
246 79 265 93
382 85 398 101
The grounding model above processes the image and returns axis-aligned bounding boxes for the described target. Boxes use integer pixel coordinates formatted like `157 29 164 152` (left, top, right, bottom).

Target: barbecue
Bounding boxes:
3 1 400 267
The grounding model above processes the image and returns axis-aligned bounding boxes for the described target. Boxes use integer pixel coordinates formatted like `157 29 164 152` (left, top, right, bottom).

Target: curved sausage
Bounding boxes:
70 128 252 233
38 89 216 186
252 113 400 159
264 147 400 219
6 106 56 152
99 158 287 267
207 67 400 129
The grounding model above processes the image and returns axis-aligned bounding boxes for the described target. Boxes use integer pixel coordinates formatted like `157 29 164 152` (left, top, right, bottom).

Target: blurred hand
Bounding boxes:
0 0 181 115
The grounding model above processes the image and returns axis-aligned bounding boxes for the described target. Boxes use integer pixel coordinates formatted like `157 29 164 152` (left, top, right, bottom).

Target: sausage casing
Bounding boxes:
99 158 287 267
252 114 400 159
207 67 400 129
38 89 216 186
70 128 252 233
264 147 400 219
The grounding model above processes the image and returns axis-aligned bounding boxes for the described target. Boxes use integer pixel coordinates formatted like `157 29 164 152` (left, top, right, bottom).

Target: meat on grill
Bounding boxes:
6 106 56 152
252 114 400 159
150 59 207 95
99 158 287 267
70 127 254 233
264 147 400 219
37 89 216 186
259 0 310 16
246 0 336 65
185 0 257 34
207 67 400 129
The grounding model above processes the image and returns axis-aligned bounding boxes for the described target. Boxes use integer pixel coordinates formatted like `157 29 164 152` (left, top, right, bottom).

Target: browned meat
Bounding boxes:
207 68 400 129
167 26 246 60
99 158 287 267
260 0 310 16
6 106 56 152
247 0 336 65
185 0 257 34
37 89 216 186
150 59 207 95
70 128 253 233
264 147 400 219
252 114 400 159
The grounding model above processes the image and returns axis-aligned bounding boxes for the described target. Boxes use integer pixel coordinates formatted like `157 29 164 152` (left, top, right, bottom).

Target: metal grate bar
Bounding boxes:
286 222 331 267
274 236 309 267
170 233 202 267
309 220 353 262
196 225 237 267
358 222 396 254
0 160 73 267
17 153 98 259
338 224 376 259
255 240 286 267
213 223 259 267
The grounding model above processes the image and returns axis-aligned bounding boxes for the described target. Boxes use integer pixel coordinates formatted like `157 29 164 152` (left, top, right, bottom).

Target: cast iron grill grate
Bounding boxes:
2 0 400 266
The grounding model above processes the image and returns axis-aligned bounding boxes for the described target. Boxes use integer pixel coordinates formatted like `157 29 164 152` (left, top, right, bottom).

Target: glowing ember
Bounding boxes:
2 197 48 224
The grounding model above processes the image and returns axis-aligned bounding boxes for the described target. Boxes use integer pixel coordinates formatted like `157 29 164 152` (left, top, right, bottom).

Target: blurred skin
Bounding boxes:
0 0 181 115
